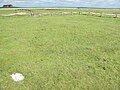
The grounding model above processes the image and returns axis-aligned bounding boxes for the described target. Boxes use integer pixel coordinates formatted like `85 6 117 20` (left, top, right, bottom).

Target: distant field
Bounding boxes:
0 10 120 90
0 8 120 15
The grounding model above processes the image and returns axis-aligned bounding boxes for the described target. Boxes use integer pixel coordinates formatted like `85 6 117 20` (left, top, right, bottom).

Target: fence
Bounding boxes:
0 9 120 18
16 9 120 18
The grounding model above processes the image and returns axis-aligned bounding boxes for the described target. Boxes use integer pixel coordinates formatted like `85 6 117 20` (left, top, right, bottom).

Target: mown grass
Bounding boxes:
0 15 120 90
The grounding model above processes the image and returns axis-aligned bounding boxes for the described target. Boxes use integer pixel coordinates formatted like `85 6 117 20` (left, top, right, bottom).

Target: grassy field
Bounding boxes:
0 14 120 90
0 8 120 14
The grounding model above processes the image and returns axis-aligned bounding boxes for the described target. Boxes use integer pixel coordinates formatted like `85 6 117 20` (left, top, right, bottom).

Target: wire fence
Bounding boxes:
0 9 120 18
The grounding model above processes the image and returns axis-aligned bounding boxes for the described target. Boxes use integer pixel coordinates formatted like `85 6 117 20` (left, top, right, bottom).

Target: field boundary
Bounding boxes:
0 10 120 18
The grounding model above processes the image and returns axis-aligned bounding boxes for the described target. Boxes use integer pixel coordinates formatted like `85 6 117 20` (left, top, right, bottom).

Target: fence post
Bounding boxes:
114 14 118 18
30 11 34 16
88 12 90 15
99 12 102 17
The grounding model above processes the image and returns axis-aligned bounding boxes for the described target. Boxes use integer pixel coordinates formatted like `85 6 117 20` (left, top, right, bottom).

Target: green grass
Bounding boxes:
0 15 120 90
0 8 120 14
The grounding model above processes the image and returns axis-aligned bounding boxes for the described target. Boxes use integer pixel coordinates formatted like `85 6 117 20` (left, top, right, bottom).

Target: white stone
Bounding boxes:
10 73 24 82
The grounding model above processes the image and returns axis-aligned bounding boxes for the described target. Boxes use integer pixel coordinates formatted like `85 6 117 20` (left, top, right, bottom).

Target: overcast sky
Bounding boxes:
0 0 120 8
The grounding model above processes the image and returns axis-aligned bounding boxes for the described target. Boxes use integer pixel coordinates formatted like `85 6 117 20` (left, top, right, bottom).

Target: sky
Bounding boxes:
0 0 120 8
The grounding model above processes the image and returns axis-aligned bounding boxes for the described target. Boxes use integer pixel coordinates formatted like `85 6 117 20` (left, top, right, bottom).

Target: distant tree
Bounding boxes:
3 4 13 8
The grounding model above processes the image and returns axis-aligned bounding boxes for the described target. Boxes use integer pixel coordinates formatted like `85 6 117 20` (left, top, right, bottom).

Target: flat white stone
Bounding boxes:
10 73 24 82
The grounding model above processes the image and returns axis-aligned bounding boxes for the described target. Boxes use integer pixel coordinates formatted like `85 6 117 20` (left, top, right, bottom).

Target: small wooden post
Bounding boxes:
88 12 90 15
114 14 118 18
99 12 102 17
